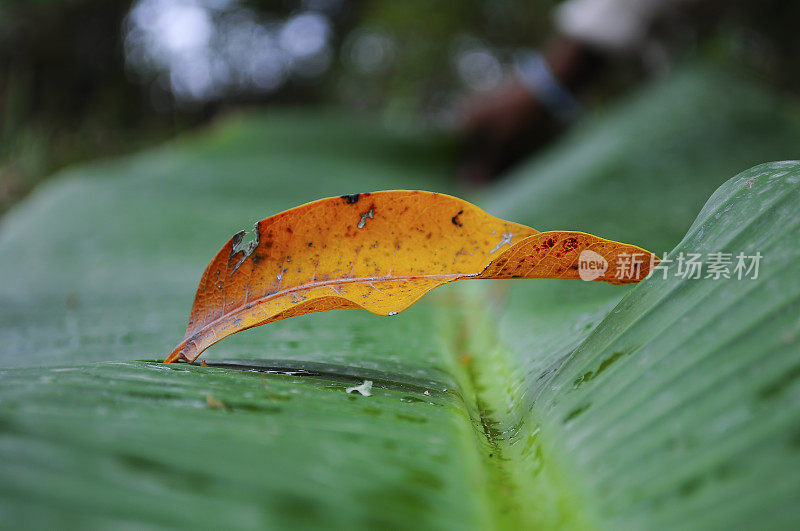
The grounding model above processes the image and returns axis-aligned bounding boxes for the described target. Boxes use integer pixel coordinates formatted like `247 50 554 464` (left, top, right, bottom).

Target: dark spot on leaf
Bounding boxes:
341 193 360 204
678 476 704 497
573 371 593 388
790 426 800 449
573 347 638 388
596 351 627 376
544 238 555 248
758 363 800 400
273 493 324 525
451 210 464 227
714 462 736 479
226 402 282 414
0 415 16 435
563 237 579 251
121 388 186 402
406 467 444 489
395 413 427 424
564 403 590 423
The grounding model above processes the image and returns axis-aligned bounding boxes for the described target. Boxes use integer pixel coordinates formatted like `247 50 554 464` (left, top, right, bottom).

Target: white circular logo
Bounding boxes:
578 249 608 281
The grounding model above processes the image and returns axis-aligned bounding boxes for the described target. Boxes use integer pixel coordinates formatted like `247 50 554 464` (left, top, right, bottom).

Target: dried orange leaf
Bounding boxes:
165 191 656 363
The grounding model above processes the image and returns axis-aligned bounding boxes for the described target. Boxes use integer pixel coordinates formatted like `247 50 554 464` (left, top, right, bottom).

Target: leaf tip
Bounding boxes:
163 348 186 364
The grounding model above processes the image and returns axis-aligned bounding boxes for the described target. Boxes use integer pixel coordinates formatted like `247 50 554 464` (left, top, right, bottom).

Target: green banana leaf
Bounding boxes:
1 64 799 529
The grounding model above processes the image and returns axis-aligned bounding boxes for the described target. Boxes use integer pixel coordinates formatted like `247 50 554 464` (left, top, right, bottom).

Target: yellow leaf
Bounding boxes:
165 191 656 363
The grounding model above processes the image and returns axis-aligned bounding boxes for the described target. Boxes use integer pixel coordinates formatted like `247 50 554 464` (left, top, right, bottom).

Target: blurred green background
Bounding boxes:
2 0 800 214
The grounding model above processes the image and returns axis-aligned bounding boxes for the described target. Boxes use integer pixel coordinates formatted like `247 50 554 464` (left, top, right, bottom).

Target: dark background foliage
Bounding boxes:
1 0 798 213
